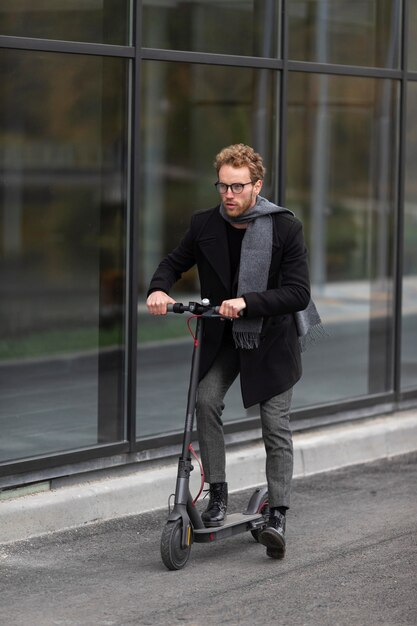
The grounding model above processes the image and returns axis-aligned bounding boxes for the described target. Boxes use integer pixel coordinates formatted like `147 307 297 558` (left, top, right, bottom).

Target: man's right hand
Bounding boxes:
146 291 176 315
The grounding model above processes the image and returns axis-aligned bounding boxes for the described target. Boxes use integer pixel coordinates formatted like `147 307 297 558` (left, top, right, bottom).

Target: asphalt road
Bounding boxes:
2 452 417 626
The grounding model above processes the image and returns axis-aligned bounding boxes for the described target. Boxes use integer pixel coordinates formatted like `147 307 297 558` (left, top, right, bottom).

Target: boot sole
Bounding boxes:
266 547 285 560
259 528 286 558
202 517 227 528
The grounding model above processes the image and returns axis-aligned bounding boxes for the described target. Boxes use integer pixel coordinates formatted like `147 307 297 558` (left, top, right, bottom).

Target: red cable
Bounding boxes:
186 314 201 346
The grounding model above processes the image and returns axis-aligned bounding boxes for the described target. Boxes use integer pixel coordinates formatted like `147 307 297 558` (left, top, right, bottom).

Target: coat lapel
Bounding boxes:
197 209 231 293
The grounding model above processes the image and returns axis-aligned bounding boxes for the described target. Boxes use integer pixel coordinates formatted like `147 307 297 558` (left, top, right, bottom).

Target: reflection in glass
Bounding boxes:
137 61 279 439
288 0 400 68
401 83 417 389
142 0 280 57
0 50 129 461
0 0 130 45
287 73 399 406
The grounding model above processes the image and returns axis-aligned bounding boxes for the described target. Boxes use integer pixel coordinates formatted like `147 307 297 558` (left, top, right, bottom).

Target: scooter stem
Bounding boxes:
181 315 204 458
174 315 204 509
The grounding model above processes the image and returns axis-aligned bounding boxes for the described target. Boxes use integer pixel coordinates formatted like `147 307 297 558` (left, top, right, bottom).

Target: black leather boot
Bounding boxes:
259 509 286 559
201 482 228 527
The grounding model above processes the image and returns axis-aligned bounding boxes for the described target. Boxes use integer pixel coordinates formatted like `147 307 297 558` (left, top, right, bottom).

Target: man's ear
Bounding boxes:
255 179 263 194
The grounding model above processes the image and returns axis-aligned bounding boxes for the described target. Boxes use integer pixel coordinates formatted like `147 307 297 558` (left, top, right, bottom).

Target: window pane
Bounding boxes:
401 82 417 390
0 50 129 462
288 0 400 68
0 0 130 45
137 61 279 439
142 0 280 57
287 73 399 407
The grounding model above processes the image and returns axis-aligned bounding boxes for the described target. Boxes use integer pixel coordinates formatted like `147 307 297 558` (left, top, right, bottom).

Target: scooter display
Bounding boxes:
160 300 269 570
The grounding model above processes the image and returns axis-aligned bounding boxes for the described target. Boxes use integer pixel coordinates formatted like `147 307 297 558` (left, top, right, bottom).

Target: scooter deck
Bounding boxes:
192 512 265 543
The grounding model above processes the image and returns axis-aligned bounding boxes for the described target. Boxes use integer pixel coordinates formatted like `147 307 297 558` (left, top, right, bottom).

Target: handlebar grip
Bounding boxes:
212 306 244 317
167 303 185 313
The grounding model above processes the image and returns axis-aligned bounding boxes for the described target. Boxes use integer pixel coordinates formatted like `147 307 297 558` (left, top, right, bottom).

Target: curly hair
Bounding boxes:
214 144 266 182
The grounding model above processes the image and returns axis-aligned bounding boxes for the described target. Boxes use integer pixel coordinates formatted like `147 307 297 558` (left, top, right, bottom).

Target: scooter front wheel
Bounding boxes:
160 519 192 570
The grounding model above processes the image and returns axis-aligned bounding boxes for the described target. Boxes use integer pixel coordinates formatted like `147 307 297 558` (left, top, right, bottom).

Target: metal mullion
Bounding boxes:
0 442 129 480
392 80 406 397
142 47 283 70
0 34 134 58
399 388 417 404
287 59 402 80
392 0 408 398
124 1 142 450
277 0 288 206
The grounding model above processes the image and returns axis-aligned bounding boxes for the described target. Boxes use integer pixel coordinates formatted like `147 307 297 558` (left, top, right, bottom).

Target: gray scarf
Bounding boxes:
219 195 323 350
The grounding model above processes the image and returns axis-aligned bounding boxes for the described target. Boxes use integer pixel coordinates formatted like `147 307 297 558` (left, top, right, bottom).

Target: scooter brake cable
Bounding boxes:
186 315 201 347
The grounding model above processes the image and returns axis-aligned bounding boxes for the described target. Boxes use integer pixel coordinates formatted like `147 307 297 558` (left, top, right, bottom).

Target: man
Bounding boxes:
147 144 310 559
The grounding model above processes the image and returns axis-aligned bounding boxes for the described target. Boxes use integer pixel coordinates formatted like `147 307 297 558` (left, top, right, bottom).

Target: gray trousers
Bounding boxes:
195 342 294 509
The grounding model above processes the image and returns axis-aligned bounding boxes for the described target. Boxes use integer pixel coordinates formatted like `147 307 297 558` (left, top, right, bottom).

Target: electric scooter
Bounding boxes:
160 300 269 570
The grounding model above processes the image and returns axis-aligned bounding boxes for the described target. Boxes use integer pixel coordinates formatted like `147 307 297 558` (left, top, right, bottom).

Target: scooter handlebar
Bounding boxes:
166 302 243 317
166 302 220 315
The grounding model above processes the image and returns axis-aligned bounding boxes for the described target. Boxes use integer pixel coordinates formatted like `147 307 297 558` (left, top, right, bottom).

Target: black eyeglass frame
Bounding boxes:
214 181 255 194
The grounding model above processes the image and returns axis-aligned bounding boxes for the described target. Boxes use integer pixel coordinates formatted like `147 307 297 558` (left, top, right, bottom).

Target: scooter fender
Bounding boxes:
167 504 192 549
244 485 269 515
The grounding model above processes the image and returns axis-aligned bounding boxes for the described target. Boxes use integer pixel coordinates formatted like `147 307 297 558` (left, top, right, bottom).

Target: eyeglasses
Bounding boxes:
214 181 254 195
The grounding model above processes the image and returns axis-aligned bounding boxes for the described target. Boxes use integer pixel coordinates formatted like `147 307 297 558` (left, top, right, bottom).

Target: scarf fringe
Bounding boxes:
299 323 327 352
233 322 327 352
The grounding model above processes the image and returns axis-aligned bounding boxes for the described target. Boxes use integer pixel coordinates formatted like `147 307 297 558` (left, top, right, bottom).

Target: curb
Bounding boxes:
1 410 417 545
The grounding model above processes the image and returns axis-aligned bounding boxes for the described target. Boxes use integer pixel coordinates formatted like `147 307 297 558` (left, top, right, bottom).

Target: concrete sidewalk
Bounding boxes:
1 409 417 545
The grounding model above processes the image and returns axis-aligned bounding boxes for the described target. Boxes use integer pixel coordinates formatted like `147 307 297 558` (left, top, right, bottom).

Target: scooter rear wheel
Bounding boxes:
160 519 192 570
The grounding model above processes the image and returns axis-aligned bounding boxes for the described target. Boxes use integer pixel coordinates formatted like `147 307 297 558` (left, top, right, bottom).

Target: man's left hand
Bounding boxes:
219 298 246 319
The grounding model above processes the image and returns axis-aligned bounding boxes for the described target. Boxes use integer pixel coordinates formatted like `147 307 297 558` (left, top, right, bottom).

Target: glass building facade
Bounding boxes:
1 1 416 487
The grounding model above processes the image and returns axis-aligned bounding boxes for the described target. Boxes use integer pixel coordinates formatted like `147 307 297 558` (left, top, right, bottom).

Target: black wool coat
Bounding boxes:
148 205 311 407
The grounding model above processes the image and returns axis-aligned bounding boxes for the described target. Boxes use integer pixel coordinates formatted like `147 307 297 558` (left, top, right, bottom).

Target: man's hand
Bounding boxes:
218 297 247 319
146 291 176 315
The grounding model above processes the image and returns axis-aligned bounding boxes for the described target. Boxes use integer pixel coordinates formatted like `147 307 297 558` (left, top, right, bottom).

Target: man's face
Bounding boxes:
218 164 263 218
